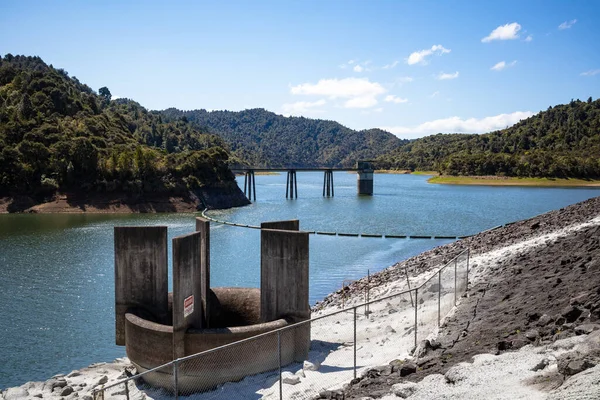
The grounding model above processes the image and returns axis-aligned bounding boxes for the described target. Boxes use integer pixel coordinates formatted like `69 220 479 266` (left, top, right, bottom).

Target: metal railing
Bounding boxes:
93 248 469 400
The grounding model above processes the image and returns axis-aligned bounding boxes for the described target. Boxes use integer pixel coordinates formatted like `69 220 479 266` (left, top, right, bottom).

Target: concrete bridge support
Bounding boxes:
243 170 256 202
356 161 374 195
323 169 334 197
286 170 298 199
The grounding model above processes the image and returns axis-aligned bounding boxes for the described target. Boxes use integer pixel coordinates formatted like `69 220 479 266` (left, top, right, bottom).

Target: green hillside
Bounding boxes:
158 108 405 168
377 99 600 178
0 54 235 198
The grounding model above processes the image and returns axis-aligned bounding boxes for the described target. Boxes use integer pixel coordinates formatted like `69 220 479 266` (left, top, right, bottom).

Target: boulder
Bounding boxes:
561 306 583 323
399 362 417 377
391 381 418 398
281 371 300 385
60 386 74 396
575 324 600 335
303 360 321 371
537 314 553 327
3 387 29 400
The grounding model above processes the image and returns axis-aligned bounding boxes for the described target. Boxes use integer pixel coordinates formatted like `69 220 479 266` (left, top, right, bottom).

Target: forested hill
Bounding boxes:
158 108 405 168
0 54 236 198
377 99 600 178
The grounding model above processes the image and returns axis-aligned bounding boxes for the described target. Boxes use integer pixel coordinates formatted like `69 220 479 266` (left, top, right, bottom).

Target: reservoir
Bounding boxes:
0 172 598 388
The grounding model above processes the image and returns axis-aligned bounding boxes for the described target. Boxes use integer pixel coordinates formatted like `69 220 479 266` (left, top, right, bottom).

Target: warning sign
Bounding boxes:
184 295 194 318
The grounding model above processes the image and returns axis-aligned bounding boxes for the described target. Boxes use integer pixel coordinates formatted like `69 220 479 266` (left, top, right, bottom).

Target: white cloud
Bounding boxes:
348 60 356 64
525 35 533 42
406 45 451 65
384 95 408 104
380 111 534 139
436 71 459 80
559 19 577 30
581 69 600 76
344 97 378 108
397 76 414 83
290 77 386 109
281 99 327 115
491 60 517 71
481 22 522 42
382 60 399 69
353 65 364 73
430 91 440 98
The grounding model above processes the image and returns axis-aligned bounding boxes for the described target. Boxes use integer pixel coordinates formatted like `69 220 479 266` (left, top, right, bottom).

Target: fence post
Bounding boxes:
173 359 179 400
353 307 357 379
466 249 470 291
454 258 458 306
278 331 282 400
438 270 441 327
414 288 418 348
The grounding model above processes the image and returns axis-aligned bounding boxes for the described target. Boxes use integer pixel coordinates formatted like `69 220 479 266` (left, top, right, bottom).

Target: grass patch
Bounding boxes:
428 175 600 187
412 170 439 176
374 169 412 174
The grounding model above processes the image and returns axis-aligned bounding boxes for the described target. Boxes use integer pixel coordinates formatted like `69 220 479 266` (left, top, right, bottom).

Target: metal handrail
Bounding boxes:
94 248 469 396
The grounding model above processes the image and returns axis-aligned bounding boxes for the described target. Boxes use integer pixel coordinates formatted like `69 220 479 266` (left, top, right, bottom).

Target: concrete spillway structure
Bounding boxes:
114 217 310 393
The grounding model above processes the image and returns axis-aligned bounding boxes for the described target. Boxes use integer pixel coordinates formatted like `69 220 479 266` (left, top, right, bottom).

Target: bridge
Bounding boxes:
231 162 374 201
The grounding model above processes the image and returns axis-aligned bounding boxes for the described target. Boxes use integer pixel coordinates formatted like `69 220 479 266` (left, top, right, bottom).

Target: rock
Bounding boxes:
81 396 93 400
531 358 550 371
60 386 74 396
563 359 596 376
67 371 82 378
570 293 589 306
318 389 345 399
399 362 417 377
295 369 306 378
562 306 583 323
530 222 540 229
51 378 68 390
4 387 29 400
96 375 108 386
281 371 300 385
575 324 600 335
538 314 553 326
525 329 540 341
384 325 396 334
303 360 320 371
388 308 398 314
555 316 567 326
391 381 419 398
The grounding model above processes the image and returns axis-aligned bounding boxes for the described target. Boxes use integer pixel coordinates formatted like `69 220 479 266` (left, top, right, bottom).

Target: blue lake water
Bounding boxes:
0 172 598 388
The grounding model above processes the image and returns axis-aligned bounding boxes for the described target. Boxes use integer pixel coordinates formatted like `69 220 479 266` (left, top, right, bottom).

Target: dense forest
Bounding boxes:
377 99 600 178
158 108 405 168
0 54 235 198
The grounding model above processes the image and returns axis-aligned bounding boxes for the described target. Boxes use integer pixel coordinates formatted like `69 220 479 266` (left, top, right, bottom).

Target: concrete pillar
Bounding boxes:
356 161 374 195
260 228 309 322
261 219 299 231
114 226 168 346
172 231 203 359
196 217 211 328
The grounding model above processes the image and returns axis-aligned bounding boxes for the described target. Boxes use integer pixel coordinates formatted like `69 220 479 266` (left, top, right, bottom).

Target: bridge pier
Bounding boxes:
356 162 374 195
323 170 334 197
243 170 256 202
286 170 298 199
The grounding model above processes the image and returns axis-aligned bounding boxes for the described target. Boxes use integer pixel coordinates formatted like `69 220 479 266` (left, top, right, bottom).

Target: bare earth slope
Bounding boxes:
338 196 600 399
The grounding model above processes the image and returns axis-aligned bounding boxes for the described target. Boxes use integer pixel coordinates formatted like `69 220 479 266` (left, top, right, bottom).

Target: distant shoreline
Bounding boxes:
428 175 600 187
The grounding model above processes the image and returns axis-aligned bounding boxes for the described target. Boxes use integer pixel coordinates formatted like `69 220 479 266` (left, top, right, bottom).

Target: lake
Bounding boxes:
1 172 598 388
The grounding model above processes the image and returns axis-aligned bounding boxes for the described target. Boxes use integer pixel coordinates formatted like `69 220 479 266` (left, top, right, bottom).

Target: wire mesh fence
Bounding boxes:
93 249 469 400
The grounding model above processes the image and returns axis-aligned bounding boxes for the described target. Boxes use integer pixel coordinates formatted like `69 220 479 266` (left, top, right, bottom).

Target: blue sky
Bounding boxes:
1 0 599 138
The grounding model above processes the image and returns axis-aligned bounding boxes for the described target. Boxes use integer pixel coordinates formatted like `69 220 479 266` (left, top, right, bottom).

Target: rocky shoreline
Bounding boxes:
0 181 249 213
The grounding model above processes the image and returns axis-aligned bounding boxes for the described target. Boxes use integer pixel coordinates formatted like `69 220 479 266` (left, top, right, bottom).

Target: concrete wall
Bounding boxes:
260 228 309 322
114 226 168 346
260 219 300 231
195 217 211 327
172 231 203 359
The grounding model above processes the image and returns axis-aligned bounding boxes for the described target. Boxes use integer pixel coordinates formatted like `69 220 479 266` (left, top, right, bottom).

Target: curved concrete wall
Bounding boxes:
124 287 310 392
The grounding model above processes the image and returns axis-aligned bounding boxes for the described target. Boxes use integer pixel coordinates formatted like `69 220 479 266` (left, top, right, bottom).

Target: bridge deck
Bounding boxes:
231 168 360 172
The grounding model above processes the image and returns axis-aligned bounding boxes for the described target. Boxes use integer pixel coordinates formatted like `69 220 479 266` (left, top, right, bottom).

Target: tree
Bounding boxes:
99 86 112 102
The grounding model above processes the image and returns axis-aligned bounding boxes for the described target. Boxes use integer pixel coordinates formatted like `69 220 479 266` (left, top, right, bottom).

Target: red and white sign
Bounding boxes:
184 295 194 318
